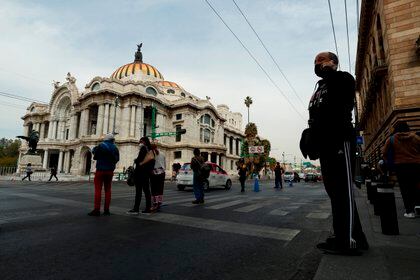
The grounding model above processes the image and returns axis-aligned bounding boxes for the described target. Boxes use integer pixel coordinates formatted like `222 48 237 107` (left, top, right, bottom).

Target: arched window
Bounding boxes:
167 89 175 94
91 83 100 91
181 92 186 97
199 114 215 143
146 87 157 96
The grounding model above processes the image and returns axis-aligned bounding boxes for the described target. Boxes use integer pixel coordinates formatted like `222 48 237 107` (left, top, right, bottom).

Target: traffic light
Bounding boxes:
177 128 186 135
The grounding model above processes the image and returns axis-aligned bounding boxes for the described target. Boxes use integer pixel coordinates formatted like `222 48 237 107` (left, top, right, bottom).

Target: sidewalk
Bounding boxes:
314 186 420 280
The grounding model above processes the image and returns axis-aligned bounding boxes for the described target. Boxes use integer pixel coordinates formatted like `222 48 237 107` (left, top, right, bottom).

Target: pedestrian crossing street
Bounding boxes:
0 181 332 242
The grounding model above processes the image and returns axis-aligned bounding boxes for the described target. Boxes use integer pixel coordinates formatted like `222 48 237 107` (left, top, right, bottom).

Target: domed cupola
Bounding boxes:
111 43 164 82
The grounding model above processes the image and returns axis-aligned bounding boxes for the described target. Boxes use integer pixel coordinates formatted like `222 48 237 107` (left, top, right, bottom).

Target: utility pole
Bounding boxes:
282 152 285 166
112 96 119 135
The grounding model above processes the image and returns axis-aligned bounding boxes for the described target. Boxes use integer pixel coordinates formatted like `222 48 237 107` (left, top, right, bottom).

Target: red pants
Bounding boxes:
94 170 114 211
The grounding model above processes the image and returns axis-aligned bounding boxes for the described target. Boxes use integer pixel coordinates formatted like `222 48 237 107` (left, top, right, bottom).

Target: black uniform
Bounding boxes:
309 70 367 250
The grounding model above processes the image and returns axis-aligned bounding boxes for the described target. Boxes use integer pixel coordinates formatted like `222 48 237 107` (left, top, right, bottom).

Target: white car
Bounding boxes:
283 171 294 182
177 162 232 191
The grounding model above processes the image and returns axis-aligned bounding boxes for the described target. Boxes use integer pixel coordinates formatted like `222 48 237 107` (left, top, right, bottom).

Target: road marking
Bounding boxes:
306 212 330 219
268 209 289 216
0 190 301 242
165 193 227 205
181 195 243 207
234 201 276 213
281 206 300 210
135 213 300 242
206 199 248 210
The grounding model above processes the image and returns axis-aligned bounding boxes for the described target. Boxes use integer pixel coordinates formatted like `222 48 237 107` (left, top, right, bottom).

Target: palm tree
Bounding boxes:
244 96 253 124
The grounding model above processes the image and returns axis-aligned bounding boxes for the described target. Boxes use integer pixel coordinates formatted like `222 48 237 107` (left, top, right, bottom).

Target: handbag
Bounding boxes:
126 166 135 186
299 127 320 160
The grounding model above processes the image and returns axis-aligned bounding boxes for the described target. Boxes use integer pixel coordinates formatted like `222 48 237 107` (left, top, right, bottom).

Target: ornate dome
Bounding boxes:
157 81 181 89
111 44 164 82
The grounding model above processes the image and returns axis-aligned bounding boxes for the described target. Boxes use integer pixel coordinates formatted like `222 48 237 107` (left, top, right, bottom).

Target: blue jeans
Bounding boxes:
193 174 204 201
275 176 283 188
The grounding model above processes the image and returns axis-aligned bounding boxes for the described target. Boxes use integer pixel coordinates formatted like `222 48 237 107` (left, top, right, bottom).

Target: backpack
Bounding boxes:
200 163 211 180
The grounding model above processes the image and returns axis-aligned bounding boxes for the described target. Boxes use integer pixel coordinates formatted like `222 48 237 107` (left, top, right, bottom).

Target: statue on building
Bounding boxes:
17 130 40 154
52 80 60 89
134 43 143 62
66 72 76 84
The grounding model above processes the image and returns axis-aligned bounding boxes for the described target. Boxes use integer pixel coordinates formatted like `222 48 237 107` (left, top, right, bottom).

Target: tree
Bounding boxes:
244 96 253 124
0 138 21 166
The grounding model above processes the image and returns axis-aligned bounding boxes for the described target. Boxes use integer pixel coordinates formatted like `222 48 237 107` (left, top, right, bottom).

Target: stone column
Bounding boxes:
80 109 89 136
109 104 115 134
96 104 104 136
63 151 71 173
103 104 110 134
216 154 220 166
129 105 136 137
58 150 64 172
51 121 58 139
122 106 131 137
42 149 49 169
135 105 143 138
69 115 77 139
39 123 45 139
115 105 121 136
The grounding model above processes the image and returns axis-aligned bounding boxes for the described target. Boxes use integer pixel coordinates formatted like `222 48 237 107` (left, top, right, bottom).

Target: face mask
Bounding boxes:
314 63 335 78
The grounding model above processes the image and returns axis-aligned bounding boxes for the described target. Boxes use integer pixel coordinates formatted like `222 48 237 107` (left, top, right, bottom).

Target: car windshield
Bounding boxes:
284 172 293 175
181 163 191 171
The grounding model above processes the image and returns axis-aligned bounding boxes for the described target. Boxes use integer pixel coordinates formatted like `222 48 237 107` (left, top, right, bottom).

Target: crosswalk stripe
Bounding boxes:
206 199 248 210
306 212 330 219
268 209 289 216
234 201 275 213
165 193 228 205
181 195 243 207
134 213 300 242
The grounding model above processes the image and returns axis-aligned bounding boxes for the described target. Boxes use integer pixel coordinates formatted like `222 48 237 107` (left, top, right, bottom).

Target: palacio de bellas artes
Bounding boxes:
18 44 245 176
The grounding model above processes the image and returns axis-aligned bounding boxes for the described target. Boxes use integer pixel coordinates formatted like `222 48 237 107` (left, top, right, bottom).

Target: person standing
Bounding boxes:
88 133 120 216
21 163 32 181
191 148 205 204
382 121 420 218
139 144 166 211
307 52 368 255
274 162 284 189
48 166 58 181
238 159 247 192
127 137 154 214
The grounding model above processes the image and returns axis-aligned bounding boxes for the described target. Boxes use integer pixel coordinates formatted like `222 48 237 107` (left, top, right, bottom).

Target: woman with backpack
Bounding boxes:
138 144 166 211
191 148 205 204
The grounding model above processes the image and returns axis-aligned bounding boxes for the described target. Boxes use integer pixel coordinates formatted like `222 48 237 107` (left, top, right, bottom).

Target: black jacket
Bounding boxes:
308 71 355 150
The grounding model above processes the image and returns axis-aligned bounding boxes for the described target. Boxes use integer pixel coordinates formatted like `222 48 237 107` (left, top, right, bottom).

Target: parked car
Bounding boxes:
293 172 300 182
283 171 294 182
176 162 232 191
304 173 318 182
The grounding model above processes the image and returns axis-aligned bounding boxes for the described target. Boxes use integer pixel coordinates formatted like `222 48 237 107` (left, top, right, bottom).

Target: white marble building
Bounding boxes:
19 46 244 175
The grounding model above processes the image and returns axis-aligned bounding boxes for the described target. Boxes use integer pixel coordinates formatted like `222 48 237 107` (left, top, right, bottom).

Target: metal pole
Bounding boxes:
151 104 156 140
112 96 119 135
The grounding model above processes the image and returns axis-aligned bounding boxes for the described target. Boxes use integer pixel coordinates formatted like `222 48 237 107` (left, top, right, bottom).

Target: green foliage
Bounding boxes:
241 124 271 174
244 96 253 107
244 123 258 139
0 138 21 166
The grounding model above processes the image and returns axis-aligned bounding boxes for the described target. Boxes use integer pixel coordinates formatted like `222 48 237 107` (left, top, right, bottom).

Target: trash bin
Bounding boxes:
376 184 399 235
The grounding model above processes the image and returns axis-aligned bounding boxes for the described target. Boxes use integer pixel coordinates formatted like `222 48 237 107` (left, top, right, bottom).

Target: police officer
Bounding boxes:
309 52 368 255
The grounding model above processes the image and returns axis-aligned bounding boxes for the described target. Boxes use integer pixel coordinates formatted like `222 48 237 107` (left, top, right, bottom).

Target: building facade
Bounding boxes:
19 46 244 175
355 0 420 165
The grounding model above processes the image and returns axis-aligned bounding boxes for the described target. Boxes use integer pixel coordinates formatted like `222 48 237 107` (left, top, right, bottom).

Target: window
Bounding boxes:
146 87 157 96
230 160 233 170
236 139 239 155
66 129 69 140
30 107 35 112
176 113 182 120
224 134 227 146
174 151 182 159
199 114 215 143
92 83 100 91
181 92 186 97
229 137 233 154
167 89 175 94
175 125 182 142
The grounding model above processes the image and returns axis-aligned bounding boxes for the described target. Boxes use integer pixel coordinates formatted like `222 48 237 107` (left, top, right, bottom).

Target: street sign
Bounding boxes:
248 146 264 154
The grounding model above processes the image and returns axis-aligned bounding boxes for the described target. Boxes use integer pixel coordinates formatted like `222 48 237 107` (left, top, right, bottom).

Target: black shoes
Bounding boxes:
316 236 368 256
192 200 204 204
88 210 100 216
103 210 111 216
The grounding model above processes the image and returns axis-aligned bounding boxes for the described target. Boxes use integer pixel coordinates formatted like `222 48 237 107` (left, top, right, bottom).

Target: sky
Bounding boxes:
0 0 359 164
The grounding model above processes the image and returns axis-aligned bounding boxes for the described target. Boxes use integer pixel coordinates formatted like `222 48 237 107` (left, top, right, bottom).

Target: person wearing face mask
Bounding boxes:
126 136 154 214
309 52 368 255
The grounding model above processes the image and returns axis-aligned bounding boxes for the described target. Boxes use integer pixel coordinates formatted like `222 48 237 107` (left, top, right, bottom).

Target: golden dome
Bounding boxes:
111 44 164 82
111 62 164 80
157 81 181 89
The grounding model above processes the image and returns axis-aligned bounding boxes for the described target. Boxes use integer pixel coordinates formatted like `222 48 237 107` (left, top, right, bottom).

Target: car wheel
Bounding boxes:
225 179 232 190
203 180 210 191
177 185 185 191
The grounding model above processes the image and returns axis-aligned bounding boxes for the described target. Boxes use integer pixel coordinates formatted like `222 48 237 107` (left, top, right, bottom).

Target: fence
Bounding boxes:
0 166 49 181
0 166 17 176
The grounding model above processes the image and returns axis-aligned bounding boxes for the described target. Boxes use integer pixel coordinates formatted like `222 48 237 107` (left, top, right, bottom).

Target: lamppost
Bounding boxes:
112 96 119 135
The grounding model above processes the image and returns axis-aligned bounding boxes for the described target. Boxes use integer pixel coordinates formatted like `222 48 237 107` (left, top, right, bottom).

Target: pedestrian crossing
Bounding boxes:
0 181 331 242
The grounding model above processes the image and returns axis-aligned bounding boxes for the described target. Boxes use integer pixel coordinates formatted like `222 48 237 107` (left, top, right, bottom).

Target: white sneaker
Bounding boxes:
414 206 420 216
404 212 416 219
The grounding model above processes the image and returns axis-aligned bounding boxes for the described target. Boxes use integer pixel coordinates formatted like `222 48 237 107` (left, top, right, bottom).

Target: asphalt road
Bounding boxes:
0 179 332 280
